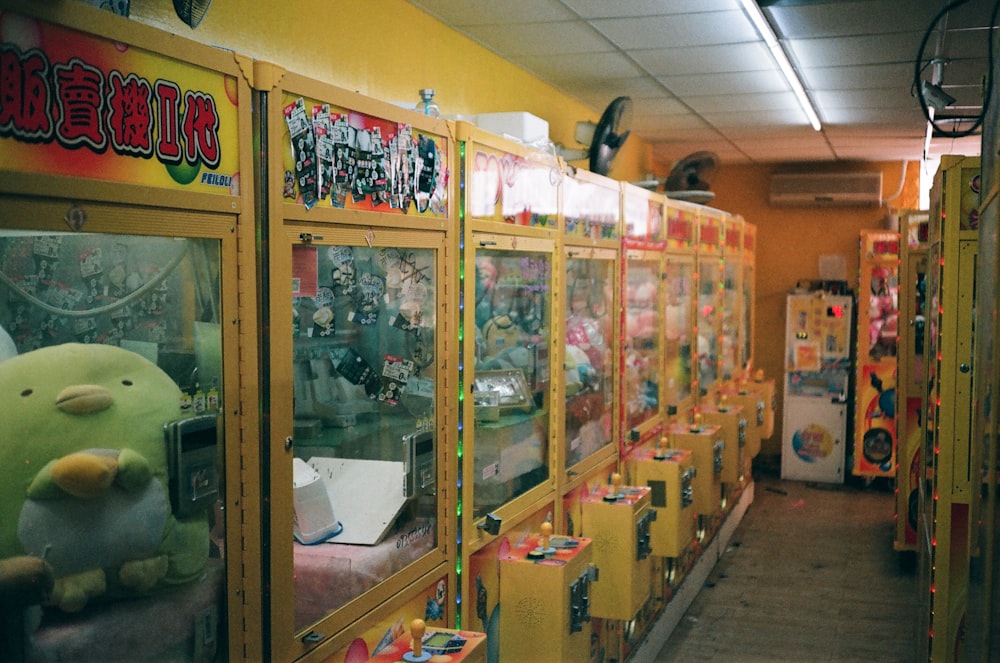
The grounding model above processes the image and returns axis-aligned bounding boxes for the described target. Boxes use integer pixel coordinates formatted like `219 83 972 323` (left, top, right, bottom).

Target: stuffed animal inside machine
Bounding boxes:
0 343 212 613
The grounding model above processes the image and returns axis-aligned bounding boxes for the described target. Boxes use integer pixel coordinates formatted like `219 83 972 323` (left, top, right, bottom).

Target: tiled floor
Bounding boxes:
652 471 917 663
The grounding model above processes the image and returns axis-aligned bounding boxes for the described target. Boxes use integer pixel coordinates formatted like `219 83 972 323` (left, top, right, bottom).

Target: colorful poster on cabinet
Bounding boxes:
854 362 897 475
466 143 559 228
0 11 241 193
280 94 449 217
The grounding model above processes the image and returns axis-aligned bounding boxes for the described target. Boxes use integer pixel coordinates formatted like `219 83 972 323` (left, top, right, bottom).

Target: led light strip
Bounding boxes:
738 0 822 131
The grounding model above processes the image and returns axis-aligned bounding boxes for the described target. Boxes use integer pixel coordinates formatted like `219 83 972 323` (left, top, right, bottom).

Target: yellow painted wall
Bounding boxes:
127 2 921 461
128 0 652 182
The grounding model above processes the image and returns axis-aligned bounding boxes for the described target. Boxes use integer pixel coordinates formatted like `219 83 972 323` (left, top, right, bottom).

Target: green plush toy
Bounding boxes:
0 343 210 612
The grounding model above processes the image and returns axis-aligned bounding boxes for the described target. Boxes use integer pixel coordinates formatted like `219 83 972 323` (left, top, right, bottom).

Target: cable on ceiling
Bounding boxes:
912 0 1000 138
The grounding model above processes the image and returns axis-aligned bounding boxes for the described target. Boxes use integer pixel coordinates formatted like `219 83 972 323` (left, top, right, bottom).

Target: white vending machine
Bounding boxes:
781 290 854 483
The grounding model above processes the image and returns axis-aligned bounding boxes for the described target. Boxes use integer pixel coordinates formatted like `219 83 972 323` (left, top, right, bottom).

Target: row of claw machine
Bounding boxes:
0 5 772 663
881 153 999 662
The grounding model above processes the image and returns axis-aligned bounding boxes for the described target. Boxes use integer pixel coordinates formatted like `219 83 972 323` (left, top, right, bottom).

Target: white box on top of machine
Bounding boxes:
475 112 550 144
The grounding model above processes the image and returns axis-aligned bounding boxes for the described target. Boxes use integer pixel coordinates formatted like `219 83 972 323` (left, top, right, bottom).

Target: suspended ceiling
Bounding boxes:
408 0 995 168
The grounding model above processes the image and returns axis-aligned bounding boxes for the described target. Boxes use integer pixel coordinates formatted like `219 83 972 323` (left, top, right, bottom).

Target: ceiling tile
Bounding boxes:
787 33 923 69
765 1 939 37
591 10 759 49
702 107 815 128
562 0 740 19
632 96 691 115
409 0 576 25
631 42 774 76
812 89 916 110
801 63 913 91
462 20 614 56
687 91 800 114
518 52 646 84
659 70 789 96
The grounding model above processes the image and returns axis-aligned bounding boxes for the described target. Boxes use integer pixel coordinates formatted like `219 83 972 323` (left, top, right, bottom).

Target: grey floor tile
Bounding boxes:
651 471 916 663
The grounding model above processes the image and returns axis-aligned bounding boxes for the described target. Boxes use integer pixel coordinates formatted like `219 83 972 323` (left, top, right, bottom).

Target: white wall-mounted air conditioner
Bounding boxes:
769 172 883 207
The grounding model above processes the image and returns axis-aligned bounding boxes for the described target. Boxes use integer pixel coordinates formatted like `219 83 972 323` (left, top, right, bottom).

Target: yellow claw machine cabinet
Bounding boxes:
966 143 1000 661
620 182 667 458
723 221 764 464
695 208 725 408
261 69 457 662
660 198 698 420
456 122 597 663
625 194 698 618
894 211 929 558
700 213 747 501
560 167 621 477
0 5 254 662
853 230 900 478
560 167 643 660
918 155 980 662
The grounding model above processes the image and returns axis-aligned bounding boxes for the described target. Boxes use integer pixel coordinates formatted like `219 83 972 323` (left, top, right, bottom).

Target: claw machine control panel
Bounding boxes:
365 620 486 663
499 523 597 663
579 474 655 620
781 290 854 483
668 417 724 530
629 445 697 559
700 396 747 489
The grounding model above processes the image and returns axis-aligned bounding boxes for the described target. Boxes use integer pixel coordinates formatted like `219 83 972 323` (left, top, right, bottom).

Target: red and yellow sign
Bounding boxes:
0 11 240 193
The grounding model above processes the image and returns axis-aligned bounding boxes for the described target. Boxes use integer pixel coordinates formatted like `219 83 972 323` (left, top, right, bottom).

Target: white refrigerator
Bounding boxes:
781 290 854 483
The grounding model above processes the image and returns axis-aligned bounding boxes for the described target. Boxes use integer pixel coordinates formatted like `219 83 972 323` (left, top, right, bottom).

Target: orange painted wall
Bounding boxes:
706 161 921 457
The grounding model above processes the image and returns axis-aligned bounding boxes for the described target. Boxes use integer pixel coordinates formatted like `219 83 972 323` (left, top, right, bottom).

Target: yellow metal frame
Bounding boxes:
968 165 1000 659
695 209 726 407
455 122 563 630
259 66 458 662
918 155 980 662
721 214 745 384
894 211 929 554
0 4 259 659
663 198 700 420
560 167 623 485
742 222 758 375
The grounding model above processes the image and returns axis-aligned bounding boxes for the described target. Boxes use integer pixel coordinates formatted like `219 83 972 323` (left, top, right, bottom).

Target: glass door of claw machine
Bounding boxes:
853 230 900 478
621 183 666 455
721 215 744 385
468 235 555 518
741 222 757 377
662 200 697 417
457 121 561 634
561 171 621 475
263 75 453 662
0 203 238 663
696 210 725 406
0 9 251 660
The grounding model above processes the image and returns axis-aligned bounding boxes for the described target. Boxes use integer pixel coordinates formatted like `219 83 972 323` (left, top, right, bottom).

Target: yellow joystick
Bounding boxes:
402 618 432 662
655 434 669 459
691 413 702 432
719 394 728 411
411 619 425 657
540 521 553 550
754 368 764 381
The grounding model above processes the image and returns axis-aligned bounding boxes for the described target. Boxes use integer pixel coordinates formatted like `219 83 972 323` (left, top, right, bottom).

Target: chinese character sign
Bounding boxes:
0 11 240 193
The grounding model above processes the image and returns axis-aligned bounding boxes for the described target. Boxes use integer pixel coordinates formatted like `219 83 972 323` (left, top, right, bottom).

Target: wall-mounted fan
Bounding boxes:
664 151 719 204
556 96 633 176
174 0 213 28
